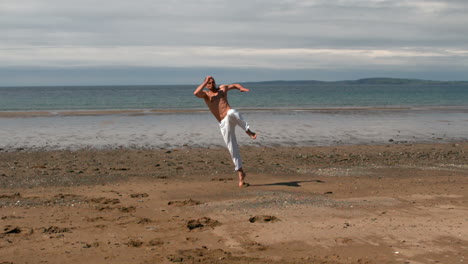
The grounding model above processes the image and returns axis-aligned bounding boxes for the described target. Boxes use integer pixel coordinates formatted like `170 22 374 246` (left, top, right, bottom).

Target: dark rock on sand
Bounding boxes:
148 239 165 246
130 193 149 198
125 239 143 247
118 206 136 213
42 226 71 234
88 197 120 204
168 199 202 206
187 217 220 230
3 226 21 234
167 255 184 262
0 193 21 199
249 215 279 223
137 218 152 224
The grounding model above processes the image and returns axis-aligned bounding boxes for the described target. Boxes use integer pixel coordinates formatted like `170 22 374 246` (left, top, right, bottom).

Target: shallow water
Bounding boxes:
1 108 467 151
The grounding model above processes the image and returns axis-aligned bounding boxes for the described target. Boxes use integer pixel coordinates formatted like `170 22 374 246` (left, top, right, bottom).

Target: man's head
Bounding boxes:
206 77 217 91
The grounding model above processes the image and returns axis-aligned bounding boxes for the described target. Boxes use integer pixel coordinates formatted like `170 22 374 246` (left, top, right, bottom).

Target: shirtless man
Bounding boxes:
194 76 257 187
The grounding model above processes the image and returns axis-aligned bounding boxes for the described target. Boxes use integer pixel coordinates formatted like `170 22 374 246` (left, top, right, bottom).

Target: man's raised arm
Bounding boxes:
194 77 210 98
224 83 250 92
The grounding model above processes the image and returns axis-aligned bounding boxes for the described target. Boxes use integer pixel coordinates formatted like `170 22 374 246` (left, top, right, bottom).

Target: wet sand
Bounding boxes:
2 108 468 151
1 143 467 263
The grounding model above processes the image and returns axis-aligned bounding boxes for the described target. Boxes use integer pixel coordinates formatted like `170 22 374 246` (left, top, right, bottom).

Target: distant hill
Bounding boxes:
340 78 468 85
241 80 325 85
241 78 468 86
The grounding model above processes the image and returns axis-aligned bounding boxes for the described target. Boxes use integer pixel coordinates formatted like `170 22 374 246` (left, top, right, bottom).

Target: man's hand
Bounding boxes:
194 76 213 98
239 87 250 92
205 76 213 83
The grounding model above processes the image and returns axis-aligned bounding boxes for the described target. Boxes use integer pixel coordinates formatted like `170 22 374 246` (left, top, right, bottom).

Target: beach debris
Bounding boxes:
168 199 202 207
42 226 71 234
130 193 149 198
54 193 81 199
118 206 136 213
246 241 268 251
108 167 129 171
335 237 353 244
82 243 93 249
1 215 24 220
137 218 152 224
324 191 333 194
148 239 165 246
81 242 97 248
0 193 21 199
96 206 113 211
186 217 221 230
168 248 250 263
85 216 105 222
249 215 279 223
3 226 21 234
88 197 120 204
165 160 176 166
211 177 234 181
125 239 143 247
167 255 184 262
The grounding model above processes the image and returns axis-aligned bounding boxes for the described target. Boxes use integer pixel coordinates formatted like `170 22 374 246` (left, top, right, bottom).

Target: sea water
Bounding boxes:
1 82 468 111
1 82 468 150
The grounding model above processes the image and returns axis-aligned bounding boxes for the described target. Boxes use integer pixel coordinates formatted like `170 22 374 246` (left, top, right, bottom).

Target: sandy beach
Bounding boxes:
1 143 467 264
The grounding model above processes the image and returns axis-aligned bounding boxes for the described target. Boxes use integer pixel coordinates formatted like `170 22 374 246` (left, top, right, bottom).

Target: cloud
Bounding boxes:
1 0 468 84
2 0 467 47
1 45 467 70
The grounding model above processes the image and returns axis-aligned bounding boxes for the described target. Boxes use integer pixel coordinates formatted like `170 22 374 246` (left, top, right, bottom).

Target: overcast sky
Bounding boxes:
1 0 467 85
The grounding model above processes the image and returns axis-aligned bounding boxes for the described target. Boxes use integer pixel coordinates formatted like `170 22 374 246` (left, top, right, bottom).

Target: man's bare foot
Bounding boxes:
246 129 257 140
238 169 249 187
239 182 250 187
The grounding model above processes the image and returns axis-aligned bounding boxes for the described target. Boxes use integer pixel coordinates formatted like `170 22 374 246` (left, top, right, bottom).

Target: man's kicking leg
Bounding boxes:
230 110 257 140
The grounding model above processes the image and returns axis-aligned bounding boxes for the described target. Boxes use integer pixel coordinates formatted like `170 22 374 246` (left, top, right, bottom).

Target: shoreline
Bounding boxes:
2 108 468 152
1 142 467 263
1 106 468 118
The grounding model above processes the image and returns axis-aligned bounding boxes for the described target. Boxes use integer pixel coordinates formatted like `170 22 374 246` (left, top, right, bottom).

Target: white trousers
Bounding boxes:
219 109 250 171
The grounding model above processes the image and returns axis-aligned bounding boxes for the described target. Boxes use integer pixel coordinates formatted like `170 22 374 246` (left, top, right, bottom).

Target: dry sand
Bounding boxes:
1 143 467 264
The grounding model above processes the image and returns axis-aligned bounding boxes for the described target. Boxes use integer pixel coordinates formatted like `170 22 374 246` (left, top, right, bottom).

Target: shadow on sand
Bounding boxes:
250 180 324 188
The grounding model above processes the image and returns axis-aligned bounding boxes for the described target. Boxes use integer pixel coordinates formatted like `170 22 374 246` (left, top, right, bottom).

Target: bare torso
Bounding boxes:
203 88 232 122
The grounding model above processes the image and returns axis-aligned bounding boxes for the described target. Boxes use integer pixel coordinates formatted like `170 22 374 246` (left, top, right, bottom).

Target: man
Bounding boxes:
194 76 257 187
